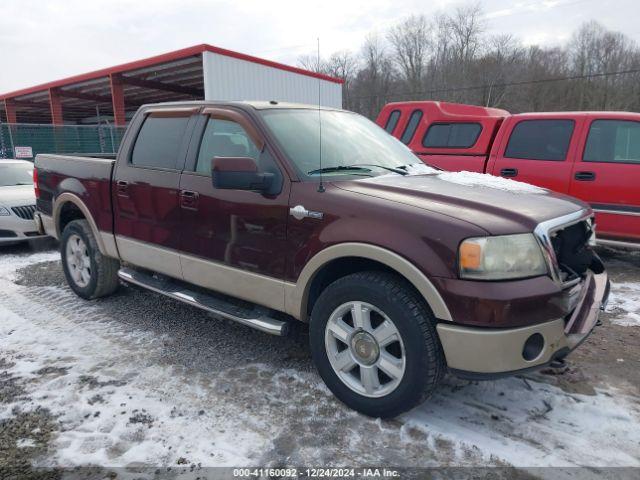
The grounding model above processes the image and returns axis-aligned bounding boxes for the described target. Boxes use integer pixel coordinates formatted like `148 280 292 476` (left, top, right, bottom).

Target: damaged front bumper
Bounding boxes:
436 270 610 379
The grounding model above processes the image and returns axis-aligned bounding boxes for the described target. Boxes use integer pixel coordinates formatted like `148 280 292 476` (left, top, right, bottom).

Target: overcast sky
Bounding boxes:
1 0 638 94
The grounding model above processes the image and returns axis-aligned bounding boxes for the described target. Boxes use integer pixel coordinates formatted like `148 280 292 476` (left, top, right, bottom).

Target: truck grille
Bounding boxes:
12 205 37 220
534 210 601 286
551 220 594 282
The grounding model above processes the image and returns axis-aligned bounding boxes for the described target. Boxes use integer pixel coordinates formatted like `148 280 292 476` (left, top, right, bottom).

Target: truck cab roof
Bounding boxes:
140 100 347 112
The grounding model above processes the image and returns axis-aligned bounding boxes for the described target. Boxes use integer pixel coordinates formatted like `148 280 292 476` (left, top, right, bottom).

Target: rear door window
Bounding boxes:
131 115 190 169
423 123 482 148
583 119 640 164
400 110 423 144
384 110 401 134
504 119 574 161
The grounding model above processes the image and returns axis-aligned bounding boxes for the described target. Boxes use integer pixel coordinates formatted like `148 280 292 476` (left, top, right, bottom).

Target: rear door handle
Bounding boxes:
116 180 129 196
180 190 199 210
575 171 596 181
500 168 518 178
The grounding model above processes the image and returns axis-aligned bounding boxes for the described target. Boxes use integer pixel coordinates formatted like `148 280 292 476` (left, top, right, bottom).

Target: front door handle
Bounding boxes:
180 190 200 210
116 180 129 196
575 171 596 181
500 168 518 178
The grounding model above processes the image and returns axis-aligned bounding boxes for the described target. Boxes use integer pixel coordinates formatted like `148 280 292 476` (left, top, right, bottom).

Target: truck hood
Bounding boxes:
335 171 588 235
0 185 36 206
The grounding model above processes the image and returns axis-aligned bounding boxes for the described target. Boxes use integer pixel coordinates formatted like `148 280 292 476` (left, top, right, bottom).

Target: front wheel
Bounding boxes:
61 219 120 299
309 271 446 418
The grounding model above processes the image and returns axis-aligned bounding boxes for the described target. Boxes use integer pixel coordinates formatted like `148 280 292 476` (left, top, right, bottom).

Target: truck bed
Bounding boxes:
35 154 116 235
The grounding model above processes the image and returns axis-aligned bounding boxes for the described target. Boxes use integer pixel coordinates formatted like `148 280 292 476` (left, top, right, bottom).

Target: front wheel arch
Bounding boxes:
288 243 453 323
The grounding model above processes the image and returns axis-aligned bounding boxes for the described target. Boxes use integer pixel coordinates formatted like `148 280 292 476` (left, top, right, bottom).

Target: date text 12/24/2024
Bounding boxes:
233 468 400 478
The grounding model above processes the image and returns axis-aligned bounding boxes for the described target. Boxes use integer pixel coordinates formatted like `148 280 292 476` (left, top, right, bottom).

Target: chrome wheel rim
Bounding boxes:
66 234 91 288
325 301 406 398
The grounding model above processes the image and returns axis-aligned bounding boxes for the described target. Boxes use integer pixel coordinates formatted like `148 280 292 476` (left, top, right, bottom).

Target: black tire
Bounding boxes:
60 219 120 299
309 271 445 418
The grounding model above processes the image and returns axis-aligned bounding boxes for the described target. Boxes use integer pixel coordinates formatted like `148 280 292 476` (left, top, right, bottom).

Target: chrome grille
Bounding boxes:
11 205 36 220
534 209 593 286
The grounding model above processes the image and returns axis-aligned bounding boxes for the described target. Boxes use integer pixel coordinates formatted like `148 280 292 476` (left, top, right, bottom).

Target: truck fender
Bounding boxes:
52 192 117 258
284 243 452 322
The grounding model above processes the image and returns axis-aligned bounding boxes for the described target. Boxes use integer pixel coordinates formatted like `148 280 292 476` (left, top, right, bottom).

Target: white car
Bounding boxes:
0 159 48 245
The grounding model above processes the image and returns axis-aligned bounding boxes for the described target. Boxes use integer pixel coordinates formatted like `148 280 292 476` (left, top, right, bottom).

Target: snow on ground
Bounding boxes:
0 251 272 467
406 379 640 468
608 281 640 326
0 250 59 279
1 248 639 471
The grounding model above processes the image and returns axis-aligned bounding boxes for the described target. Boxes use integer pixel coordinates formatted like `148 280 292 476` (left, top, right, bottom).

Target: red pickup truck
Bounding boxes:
34 101 608 417
377 101 640 248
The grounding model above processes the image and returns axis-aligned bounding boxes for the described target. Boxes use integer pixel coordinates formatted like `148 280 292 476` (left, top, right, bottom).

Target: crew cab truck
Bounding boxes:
377 101 640 249
35 101 608 418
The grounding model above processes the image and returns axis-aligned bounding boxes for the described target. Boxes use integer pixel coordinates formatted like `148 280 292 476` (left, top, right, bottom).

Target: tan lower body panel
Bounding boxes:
437 319 570 374
180 254 286 312
115 235 287 313
116 236 184 279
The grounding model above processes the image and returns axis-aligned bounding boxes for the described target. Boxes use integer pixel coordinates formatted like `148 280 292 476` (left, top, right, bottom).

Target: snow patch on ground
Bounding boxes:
405 378 640 468
16 438 37 448
0 253 270 467
608 281 640 326
0 293 269 467
0 251 59 279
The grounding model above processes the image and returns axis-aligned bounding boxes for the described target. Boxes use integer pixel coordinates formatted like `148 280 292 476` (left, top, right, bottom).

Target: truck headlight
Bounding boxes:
0 207 10 216
459 233 548 280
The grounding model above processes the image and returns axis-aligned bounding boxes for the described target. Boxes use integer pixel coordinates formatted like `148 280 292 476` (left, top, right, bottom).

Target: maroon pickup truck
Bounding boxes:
34 101 609 418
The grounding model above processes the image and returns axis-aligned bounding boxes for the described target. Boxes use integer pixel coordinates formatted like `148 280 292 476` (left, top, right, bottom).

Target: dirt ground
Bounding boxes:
0 240 638 479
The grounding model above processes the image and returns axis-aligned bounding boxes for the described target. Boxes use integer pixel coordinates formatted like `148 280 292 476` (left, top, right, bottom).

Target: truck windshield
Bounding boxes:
260 109 420 179
0 163 33 187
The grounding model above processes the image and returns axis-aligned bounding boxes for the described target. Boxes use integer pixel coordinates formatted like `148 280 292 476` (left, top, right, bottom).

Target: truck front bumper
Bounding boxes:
436 270 609 379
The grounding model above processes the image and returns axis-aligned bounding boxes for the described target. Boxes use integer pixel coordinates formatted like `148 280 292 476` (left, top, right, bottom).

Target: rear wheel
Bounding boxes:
309 271 445 418
61 219 120 299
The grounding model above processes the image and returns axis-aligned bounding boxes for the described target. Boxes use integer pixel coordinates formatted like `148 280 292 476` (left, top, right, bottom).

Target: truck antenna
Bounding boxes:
316 37 325 193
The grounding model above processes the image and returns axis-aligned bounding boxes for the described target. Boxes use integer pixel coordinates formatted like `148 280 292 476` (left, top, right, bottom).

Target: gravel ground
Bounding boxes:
0 240 639 478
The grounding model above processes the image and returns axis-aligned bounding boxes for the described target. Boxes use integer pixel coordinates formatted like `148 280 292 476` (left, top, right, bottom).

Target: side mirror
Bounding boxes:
211 157 274 192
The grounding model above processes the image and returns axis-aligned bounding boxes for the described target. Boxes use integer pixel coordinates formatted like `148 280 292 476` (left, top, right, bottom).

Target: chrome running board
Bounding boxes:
117 267 289 336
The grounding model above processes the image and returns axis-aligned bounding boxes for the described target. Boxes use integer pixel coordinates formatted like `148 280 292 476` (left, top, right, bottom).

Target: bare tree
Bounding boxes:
297 54 325 74
324 51 359 108
448 3 485 69
306 8 640 118
387 15 430 94
354 34 396 118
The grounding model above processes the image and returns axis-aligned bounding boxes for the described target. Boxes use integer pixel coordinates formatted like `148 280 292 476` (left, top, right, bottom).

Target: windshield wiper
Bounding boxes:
307 165 372 175
348 163 408 175
307 164 407 176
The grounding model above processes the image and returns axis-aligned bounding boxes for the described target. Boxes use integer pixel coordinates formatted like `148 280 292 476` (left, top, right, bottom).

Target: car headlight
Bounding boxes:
0 206 11 216
459 233 548 280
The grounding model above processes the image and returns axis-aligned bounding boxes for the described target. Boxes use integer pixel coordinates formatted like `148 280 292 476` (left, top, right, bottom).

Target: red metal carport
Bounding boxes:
0 44 341 126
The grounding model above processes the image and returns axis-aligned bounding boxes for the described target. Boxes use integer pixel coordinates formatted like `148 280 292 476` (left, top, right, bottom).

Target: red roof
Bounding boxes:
0 44 343 101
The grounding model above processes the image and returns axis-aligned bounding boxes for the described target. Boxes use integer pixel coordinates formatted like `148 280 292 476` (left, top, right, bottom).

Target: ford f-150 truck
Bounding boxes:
34 101 608 418
377 101 640 249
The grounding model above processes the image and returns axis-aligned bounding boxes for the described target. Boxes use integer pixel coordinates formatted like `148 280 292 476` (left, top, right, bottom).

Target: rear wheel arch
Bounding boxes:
53 193 108 255
287 243 452 323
